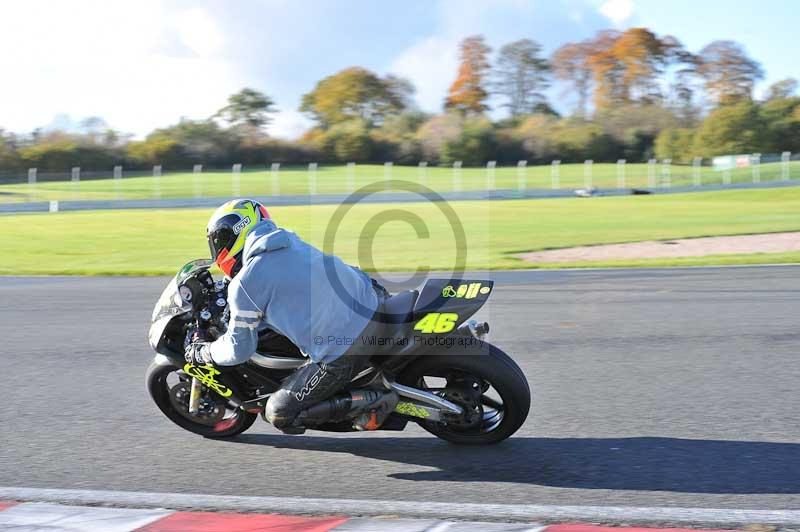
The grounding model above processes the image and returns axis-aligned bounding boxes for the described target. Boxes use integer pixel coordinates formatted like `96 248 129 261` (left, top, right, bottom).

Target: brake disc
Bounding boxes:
169 381 226 426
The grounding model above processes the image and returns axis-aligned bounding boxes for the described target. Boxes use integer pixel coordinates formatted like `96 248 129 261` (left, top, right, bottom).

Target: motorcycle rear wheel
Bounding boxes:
399 343 530 444
146 360 257 438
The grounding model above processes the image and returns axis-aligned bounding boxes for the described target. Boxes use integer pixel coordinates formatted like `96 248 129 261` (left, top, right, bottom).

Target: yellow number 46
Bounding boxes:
414 312 459 334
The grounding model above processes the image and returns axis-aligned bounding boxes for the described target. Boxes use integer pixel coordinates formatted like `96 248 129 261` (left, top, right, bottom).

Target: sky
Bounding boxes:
0 0 796 139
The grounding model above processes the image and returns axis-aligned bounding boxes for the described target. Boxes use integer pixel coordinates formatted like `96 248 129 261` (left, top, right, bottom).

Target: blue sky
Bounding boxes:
0 0 796 138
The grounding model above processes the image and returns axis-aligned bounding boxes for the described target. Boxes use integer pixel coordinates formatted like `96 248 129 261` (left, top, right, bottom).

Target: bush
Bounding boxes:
319 119 372 162
693 101 766 157
514 114 558 162
654 128 696 163
441 116 497 166
416 114 464 164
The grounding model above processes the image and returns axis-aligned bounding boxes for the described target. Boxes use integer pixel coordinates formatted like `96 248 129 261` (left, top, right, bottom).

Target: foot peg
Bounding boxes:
353 390 399 431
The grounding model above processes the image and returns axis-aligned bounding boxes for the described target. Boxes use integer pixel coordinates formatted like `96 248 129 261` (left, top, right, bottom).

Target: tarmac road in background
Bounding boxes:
0 266 798 510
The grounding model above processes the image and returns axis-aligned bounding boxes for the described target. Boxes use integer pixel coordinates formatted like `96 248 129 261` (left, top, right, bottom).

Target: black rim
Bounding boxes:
416 369 506 435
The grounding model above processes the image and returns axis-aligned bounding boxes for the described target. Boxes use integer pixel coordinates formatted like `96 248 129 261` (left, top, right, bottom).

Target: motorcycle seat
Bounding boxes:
380 289 418 324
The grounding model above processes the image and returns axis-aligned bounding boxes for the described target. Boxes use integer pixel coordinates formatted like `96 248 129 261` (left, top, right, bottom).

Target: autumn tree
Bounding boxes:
445 35 492 114
300 67 412 128
551 40 593 116
492 38 550 116
585 30 624 110
695 40 763 104
216 88 276 129
610 28 670 103
765 78 798 101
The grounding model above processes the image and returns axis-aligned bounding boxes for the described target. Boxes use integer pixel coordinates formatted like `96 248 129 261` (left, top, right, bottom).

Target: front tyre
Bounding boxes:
399 343 530 444
146 360 257 438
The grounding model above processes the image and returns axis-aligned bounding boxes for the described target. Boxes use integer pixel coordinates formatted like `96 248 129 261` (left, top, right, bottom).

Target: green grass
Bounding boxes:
0 161 798 203
2 187 800 275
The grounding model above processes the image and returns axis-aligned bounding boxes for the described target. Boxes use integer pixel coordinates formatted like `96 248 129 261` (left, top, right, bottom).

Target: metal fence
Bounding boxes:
1 153 798 205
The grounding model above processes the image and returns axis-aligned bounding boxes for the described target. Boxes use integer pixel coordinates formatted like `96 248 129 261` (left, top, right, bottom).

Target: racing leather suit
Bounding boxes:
206 220 385 428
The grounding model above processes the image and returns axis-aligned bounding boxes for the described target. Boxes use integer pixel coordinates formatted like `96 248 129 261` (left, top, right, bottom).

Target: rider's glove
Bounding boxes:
185 342 214 366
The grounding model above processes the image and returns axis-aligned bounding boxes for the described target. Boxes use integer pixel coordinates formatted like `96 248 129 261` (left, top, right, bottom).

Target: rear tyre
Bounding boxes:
399 343 530 444
146 360 257 438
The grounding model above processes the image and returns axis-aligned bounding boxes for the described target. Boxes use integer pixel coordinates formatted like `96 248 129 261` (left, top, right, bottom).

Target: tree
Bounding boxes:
216 88 276 129
693 100 765 156
765 78 798 101
300 67 411 128
514 114 559 162
493 39 550 116
320 119 372 162
441 116 497 165
611 28 670 104
654 128 696 163
551 41 593 116
761 96 800 153
416 114 464 163
585 30 624 110
695 41 763 104
445 35 492 114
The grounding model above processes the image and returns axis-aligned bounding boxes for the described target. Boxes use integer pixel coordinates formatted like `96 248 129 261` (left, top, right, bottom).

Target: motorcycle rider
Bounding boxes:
185 199 395 432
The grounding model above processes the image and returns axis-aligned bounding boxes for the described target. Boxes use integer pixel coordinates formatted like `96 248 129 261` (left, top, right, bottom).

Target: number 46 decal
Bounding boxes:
414 312 459 334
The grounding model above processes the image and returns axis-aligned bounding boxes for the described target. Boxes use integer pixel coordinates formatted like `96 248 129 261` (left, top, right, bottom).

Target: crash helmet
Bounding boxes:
207 199 271 278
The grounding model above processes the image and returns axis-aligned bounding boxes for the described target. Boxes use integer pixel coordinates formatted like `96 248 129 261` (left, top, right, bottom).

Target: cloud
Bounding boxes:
268 110 313 140
389 35 460 112
598 0 634 27
0 0 242 137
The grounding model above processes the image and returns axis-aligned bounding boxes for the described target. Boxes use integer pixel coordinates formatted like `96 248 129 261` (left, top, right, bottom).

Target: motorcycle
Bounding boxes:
146 259 530 444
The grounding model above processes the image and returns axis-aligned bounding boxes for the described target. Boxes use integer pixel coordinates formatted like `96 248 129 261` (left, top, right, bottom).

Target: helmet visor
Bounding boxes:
207 224 237 261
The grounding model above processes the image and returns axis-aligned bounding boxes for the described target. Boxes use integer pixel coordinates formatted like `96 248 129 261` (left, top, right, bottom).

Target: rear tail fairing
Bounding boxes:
372 279 494 372
412 278 493 328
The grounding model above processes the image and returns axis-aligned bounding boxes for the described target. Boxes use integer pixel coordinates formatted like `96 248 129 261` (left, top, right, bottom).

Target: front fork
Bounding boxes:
188 377 203 414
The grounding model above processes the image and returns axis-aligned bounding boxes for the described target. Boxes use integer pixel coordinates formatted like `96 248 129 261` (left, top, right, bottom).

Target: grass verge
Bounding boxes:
0 161 798 203
1 187 800 275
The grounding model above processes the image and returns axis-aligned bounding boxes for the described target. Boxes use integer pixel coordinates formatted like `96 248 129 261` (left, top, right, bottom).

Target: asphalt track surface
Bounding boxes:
1 266 798 512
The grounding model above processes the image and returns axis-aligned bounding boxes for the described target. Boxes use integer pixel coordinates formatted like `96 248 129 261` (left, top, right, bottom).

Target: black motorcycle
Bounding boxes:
147 259 530 444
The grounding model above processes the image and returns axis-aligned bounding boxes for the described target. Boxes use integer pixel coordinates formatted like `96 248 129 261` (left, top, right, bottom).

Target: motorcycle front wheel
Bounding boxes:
399 342 530 444
146 360 257 438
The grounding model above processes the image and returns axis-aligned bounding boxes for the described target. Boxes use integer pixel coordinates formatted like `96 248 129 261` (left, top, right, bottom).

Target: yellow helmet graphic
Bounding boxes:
207 199 271 277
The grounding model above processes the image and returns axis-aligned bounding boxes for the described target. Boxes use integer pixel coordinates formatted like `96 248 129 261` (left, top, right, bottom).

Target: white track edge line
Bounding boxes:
0 487 798 526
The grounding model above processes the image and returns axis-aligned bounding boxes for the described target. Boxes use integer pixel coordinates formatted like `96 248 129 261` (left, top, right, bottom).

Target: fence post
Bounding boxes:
192 164 202 198
308 162 317 195
49 200 59 213
452 161 462 192
232 163 242 196
270 163 280 196
662 159 671 188
616 159 626 189
153 165 162 198
723 163 731 185
551 160 560 189
384 161 393 192
71 166 80 183
583 159 593 189
752 153 761 184
693 157 702 187
418 161 427 189
647 159 656 188
346 162 355 193
27 168 37 202
516 160 527 192
486 160 496 191
113 165 122 199
782 151 791 181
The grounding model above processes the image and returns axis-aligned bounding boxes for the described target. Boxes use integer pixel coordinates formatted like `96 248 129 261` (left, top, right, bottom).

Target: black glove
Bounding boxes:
185 341 214 366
